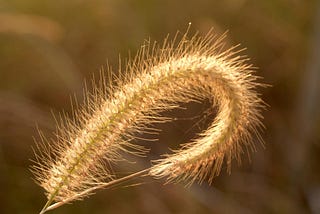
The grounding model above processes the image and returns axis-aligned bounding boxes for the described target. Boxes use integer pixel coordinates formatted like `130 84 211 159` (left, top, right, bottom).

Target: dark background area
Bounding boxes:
0 0 319 213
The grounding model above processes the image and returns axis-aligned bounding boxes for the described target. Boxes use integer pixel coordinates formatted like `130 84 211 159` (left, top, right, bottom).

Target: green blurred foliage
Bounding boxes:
0 0 319 213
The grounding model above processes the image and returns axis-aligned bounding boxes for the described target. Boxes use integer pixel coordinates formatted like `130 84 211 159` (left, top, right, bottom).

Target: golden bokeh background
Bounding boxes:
0 0 319 213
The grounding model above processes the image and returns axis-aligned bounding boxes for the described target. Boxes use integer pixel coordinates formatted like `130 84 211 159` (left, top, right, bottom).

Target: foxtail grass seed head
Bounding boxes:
32 28 266 213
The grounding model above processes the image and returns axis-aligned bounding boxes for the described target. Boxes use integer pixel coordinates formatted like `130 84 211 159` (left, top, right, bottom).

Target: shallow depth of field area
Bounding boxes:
0 1 319 214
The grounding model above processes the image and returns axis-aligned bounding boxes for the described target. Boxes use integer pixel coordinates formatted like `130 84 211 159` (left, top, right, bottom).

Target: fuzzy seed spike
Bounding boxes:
32 29 266 213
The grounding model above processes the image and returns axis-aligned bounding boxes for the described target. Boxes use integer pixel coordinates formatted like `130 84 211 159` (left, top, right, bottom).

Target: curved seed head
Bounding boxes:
31 28 266 212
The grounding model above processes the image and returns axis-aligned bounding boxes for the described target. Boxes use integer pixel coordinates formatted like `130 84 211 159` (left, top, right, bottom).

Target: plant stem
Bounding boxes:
39 168 150 214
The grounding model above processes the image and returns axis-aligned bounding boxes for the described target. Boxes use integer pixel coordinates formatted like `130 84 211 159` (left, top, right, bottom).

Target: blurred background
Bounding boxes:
0 0 319 213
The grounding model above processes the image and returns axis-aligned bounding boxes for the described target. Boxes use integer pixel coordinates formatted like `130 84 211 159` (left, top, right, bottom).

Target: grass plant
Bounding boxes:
32 27 265 214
